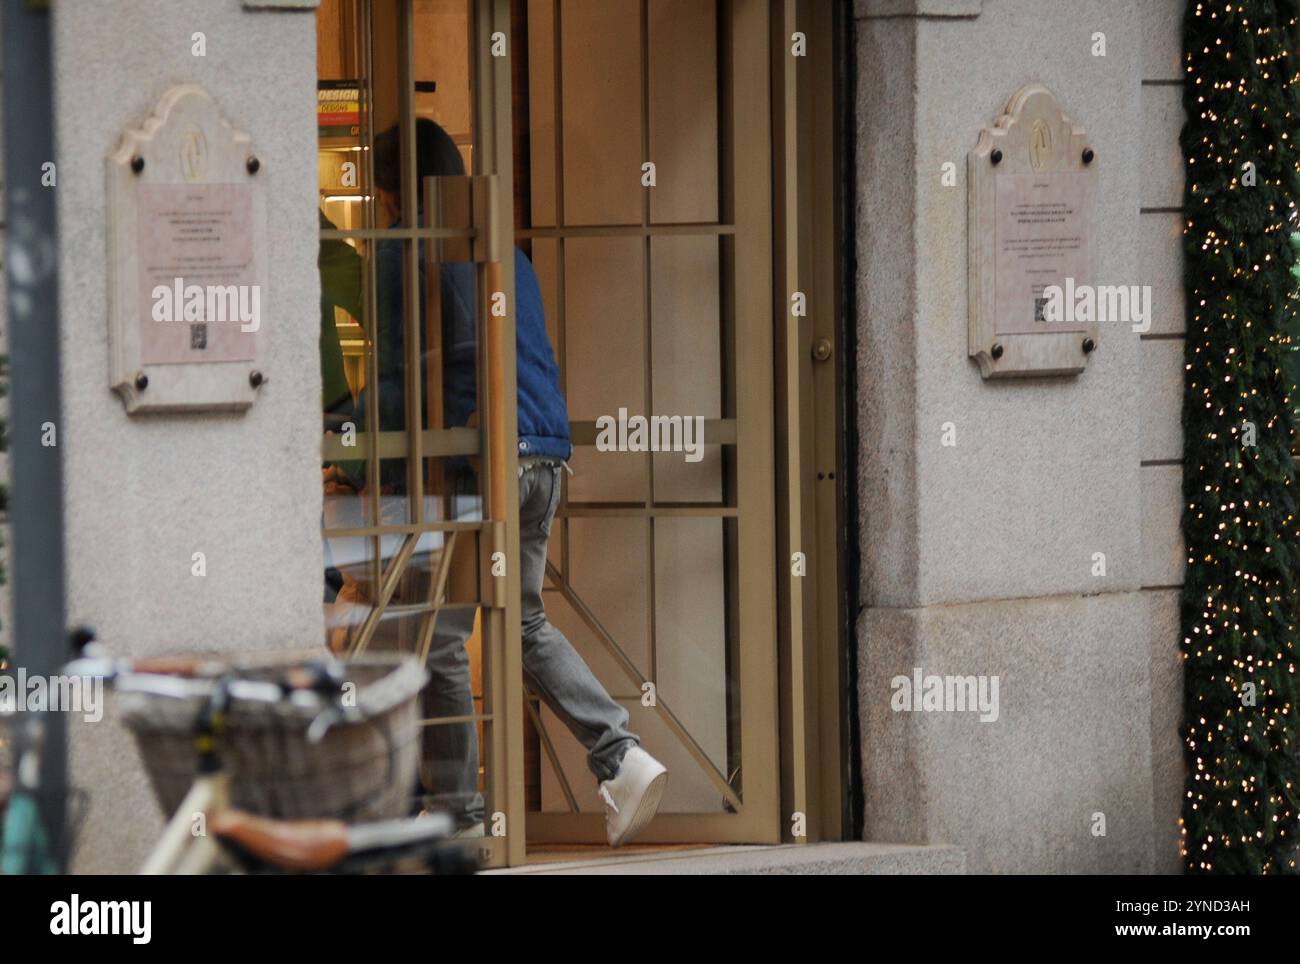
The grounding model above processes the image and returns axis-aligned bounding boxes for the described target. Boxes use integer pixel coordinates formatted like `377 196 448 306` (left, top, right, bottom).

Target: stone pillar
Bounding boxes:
53 0 322 872
853 0 1167 873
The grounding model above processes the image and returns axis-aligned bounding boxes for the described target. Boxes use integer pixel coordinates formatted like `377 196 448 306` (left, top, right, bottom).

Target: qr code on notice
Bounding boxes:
190 323 208 350
1033 296 1048 323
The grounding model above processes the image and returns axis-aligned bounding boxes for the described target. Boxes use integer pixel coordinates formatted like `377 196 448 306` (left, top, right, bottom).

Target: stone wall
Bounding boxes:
854 0 1186 873
51 0 322 872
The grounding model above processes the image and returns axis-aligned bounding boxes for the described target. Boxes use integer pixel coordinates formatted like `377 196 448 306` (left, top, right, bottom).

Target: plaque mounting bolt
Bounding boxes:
1082 337 1096 354
246 156 261 175
130 155 145 175
134 371 148 392
1082 148 1095 165
249 370 265 388
990 148 1003 166
812 338 833 362
991 342 1004 360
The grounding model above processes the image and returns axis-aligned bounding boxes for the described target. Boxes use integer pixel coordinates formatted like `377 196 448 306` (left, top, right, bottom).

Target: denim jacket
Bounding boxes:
374 240 573 462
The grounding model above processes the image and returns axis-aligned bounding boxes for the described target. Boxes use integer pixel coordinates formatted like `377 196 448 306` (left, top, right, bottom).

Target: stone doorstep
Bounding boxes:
483 842 966 876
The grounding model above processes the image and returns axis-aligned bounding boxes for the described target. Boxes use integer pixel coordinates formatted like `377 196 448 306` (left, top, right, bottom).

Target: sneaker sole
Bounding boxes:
610 769 667 847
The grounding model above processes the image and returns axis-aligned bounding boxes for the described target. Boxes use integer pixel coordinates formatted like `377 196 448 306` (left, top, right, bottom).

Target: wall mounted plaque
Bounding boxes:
968 84 1097 379
107 85 267 412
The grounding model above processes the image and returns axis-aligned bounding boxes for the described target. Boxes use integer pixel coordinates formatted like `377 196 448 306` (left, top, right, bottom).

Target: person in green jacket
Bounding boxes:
319 207 364 625
319 207 363 489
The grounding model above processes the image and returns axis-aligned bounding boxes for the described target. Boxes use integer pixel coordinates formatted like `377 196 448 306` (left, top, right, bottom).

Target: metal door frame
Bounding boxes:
773 0 850 845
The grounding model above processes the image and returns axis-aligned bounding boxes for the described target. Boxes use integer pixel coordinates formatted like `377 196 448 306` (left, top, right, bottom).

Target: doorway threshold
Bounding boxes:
485 842 965 875
523 842 716 866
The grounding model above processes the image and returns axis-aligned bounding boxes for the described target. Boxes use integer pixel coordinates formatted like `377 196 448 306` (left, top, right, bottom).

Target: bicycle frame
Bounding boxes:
1 718 58 875
139 768 232 875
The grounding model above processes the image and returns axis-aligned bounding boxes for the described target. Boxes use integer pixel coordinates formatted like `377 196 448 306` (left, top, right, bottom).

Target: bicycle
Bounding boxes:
53 648 478 875
0 713 62 874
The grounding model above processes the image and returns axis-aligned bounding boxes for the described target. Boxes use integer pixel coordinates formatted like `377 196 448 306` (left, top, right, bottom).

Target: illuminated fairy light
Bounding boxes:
1179 1 1300 874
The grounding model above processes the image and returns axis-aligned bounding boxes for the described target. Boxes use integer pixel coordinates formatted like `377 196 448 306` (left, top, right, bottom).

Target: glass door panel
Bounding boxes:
519 0 778 845
316 0 522 867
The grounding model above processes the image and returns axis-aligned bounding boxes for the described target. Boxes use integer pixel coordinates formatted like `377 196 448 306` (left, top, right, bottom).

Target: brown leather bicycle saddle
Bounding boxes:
210 810 350 871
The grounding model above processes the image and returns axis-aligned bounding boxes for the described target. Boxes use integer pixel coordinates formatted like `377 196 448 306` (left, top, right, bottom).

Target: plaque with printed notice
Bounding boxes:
107 85 267 412
968 84 1098 379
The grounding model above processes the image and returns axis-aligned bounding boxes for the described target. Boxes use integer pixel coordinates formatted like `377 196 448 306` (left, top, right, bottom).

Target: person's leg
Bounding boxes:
419 605 483 827
416 465 489 827
517 462 638 781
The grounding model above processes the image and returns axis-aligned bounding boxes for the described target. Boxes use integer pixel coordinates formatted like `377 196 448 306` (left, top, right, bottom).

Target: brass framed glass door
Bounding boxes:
317 0 524 868
516 0 779 846
318 0 787 863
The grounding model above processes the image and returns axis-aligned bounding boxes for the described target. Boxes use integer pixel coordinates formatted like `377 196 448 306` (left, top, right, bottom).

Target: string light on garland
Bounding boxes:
1180 0 1300 874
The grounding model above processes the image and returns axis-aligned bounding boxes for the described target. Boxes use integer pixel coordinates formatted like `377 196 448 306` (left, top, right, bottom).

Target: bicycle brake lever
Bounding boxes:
300 660 361 743
305 694 367 745
306 706 343 744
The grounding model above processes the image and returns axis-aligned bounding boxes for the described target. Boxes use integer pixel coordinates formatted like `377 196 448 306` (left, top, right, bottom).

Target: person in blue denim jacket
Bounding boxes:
370 119 666 846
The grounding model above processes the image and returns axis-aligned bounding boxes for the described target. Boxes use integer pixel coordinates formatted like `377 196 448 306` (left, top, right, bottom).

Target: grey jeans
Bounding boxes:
421 459 638 825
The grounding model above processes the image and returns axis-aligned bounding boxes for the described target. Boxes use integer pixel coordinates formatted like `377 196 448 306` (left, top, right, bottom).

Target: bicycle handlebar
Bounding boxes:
62 652 364 742
64 654 340 702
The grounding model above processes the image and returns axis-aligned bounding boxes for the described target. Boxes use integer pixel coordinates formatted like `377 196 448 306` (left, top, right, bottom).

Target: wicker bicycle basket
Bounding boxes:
118 652 427 822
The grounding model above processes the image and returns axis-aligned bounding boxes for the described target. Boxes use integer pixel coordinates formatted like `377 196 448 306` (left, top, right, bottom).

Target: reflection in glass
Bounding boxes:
317 0 491 831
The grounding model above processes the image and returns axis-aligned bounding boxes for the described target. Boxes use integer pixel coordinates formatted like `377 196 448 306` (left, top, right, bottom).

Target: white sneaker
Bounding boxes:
597 747 667 847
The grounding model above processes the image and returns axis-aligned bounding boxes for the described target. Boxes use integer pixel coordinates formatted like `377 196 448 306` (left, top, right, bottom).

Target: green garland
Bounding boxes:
1180 0 1300 873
